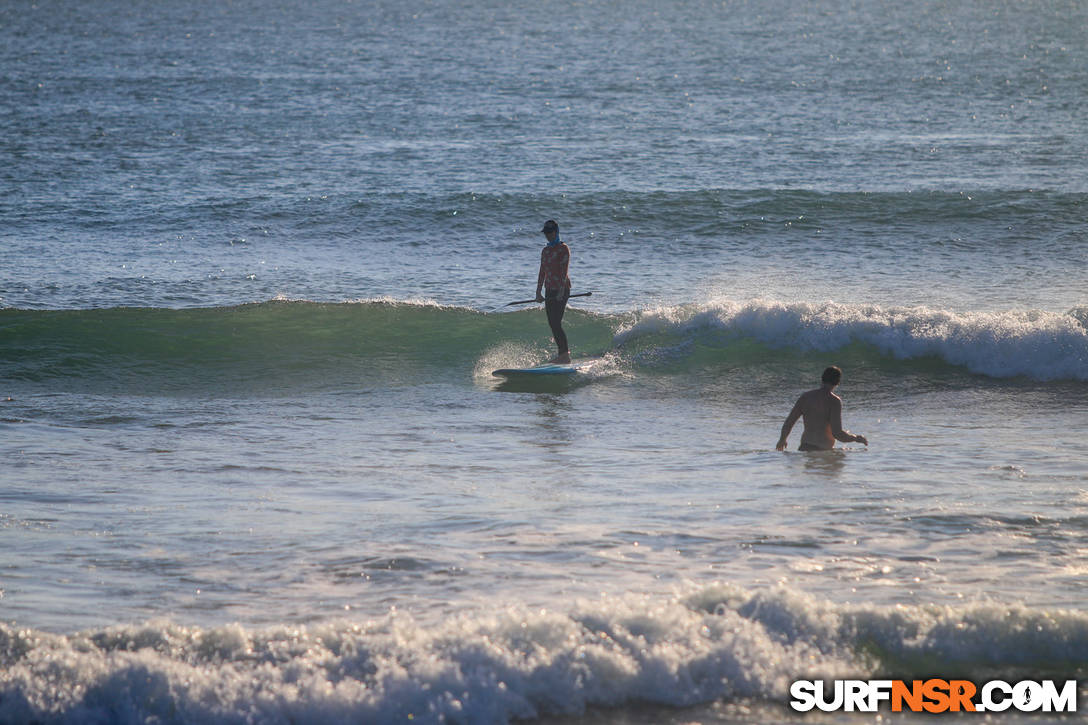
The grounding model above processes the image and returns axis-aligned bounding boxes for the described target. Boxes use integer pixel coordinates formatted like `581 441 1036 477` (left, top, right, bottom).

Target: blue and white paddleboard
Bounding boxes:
492 359 598 378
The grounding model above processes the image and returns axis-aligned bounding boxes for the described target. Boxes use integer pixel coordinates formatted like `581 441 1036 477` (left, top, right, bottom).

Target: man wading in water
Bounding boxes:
535 219 572 363
776 366 868 451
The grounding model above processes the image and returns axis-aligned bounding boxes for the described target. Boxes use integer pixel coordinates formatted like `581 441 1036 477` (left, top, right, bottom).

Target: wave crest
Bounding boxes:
615 300 1088 381
2 299 1086 394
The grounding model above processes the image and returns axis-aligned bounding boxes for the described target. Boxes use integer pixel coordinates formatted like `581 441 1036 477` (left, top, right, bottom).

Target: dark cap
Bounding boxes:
541 219 559 233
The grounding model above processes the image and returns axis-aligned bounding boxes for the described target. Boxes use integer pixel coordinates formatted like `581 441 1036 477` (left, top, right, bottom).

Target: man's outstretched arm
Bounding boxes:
829 397 867 445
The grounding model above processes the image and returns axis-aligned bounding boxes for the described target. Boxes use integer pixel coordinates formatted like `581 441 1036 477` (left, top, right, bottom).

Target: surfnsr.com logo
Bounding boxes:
790 679 1078 713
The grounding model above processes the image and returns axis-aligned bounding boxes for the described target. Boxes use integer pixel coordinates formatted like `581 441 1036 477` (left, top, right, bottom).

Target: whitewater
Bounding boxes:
2 0 1088 722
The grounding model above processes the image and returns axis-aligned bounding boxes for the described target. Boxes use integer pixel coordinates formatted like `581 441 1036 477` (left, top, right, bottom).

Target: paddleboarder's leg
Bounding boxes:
544 291 569 362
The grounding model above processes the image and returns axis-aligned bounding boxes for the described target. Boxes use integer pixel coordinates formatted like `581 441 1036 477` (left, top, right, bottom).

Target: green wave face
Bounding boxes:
0 302 617 395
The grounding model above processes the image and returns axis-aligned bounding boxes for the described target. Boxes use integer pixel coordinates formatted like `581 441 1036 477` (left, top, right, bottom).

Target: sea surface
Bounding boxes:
2 0 1088 722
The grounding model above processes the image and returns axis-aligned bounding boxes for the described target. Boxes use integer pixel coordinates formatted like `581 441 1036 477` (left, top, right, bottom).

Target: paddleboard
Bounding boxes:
492 359 598 378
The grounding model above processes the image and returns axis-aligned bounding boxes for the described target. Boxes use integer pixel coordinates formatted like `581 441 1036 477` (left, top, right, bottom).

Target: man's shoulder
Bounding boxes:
800 388 841 406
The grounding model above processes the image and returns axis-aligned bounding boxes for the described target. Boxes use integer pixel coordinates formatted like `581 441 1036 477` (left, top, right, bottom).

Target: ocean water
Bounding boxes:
2 0 1088 722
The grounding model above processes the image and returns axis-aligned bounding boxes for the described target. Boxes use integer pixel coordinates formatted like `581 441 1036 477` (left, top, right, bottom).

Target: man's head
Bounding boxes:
821 366 843 386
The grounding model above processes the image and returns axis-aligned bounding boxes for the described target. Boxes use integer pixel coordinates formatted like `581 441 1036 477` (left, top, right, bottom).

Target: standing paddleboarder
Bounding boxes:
535 219 572 363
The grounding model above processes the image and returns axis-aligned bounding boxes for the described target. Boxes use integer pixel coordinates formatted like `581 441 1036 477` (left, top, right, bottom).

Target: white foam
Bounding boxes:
474 342 544 380
614 299 1088 381
4 585 1087 724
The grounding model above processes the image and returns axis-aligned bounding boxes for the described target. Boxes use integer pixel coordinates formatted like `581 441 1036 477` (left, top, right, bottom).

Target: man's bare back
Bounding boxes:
776 367 868 451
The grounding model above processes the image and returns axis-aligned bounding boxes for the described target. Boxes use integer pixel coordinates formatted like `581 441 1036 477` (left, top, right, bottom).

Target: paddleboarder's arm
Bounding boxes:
557 245 570 301
535 249 545 301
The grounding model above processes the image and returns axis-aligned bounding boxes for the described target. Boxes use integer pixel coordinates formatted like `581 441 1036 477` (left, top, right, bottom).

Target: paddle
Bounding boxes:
504 292 593 307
